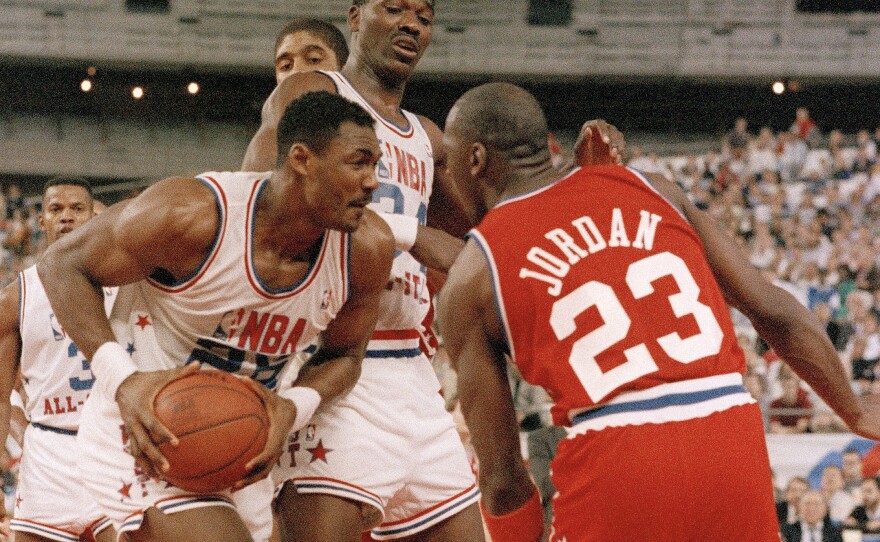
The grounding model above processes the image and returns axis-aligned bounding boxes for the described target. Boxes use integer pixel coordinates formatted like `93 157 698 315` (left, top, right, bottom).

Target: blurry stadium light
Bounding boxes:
772 81 785 95
132 86 145 100
187 82 200 95
80 79 93 93
86 66 97 77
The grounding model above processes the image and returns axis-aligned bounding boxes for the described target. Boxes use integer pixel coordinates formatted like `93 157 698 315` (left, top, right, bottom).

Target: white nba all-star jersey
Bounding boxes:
110 171 351 390
19 266 117 431
323 71 433 334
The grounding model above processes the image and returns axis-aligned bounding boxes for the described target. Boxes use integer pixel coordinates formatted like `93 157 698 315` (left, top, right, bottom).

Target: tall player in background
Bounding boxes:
437 82 880 542
38 92 394 542
243 1 485 541
0 177 116 542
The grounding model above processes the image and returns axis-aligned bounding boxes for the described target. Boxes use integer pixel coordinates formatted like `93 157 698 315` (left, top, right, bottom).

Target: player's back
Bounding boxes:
471 165 749 426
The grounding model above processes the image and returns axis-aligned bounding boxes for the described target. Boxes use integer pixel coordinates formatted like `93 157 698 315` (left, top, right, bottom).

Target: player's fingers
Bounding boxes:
236 454 276 489
142 412 179 448
240 376 272 406
127 429 160 479
128 417 170 474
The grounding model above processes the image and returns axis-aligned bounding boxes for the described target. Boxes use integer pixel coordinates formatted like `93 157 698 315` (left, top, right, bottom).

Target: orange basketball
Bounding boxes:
153 370 269 493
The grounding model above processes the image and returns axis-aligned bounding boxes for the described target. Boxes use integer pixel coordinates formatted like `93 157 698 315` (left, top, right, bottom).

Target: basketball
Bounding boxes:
153 370 269 493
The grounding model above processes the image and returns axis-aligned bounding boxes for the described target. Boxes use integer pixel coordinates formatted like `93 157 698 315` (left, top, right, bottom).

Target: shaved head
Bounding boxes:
447 82 550 162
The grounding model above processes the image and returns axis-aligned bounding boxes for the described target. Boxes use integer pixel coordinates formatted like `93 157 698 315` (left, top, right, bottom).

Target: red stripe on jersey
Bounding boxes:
244 181 330 300
148 175 229 294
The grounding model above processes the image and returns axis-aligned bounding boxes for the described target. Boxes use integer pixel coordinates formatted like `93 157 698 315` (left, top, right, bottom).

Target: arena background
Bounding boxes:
2 0 880 498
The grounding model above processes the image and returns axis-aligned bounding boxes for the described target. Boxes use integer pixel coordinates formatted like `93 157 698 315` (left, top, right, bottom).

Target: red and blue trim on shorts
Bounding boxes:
370 484 481 540
10 516 112 542
118 494 235 535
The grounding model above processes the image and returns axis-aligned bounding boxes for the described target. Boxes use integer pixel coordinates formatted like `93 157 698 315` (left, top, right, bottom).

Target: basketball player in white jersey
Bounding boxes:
243 2 484 541
0 177 116 542
38 92 395 542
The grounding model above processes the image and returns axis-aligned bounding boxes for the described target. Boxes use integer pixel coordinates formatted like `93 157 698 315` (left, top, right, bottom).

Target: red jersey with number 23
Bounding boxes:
469 165 747 426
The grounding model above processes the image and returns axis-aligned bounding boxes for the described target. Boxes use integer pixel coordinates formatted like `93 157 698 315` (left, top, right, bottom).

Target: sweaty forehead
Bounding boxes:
334 123 379 150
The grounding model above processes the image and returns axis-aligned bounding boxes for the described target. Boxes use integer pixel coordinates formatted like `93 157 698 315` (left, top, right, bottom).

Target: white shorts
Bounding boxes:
76 388 274 542
11 423 113 542
272 353 479 540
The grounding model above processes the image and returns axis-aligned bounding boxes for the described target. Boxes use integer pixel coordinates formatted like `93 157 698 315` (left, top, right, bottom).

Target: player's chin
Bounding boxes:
334 208 365 232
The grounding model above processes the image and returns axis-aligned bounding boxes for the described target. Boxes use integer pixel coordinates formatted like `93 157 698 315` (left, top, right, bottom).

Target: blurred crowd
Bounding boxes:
628 107 880 436
0 183 45 288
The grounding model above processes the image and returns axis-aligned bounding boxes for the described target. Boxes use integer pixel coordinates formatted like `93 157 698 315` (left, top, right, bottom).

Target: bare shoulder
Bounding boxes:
637 170 690 216
118 176 220 255
417 115 444 154
263 71 338 124
439 240 492 313
349 210 395 290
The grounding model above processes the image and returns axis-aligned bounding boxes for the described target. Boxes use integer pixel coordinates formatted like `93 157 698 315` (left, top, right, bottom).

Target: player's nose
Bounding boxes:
398 12 421 35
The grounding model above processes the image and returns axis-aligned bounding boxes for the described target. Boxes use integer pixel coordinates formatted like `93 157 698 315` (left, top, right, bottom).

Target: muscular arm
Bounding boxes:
0 281 20 486
38 178 217 359
37 178 218 477
294 210 394 400
645 172 872 435
438 241 536 516
241 72 337 171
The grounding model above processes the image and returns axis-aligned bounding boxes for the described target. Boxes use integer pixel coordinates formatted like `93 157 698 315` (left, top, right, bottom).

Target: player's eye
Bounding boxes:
307 55 323 64
418 15 432 25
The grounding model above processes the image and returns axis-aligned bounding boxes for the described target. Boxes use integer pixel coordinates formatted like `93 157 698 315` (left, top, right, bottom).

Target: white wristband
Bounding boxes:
376 212 419 251
91 342 138 401
279 386 322 432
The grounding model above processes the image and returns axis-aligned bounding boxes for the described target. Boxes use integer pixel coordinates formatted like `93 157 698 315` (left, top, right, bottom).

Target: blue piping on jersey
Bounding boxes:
149 176 226 288
248 180 326 295
465 231 515 361
571 384 747 425
372 486 481 536
31 422 77 436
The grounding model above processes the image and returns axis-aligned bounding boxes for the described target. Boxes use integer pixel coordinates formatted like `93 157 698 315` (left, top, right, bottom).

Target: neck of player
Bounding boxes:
342 59 408 114
498 155 563 205
254 179 325 263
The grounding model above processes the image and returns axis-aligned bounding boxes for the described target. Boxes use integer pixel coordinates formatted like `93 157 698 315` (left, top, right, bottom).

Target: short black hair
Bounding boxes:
276 91 374 166
352 0 434 8
43 176 93 199
274 18 349 67
452 82 550 161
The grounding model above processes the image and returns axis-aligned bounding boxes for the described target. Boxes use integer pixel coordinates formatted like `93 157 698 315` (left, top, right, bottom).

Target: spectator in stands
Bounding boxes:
4 184 23 220
744 371 770 428
843 477 880 534
769 375 813 433
725 117 751 160
749 126 779 178
779 131 810 183
792 107 821 148
858 129 877 161
779 476 811 526
842 449 865 498
821 465 858 523
782 490 844 542
849 312 880 394
3 208 29 259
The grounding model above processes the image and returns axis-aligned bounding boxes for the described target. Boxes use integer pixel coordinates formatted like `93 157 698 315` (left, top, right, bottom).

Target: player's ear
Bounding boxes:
470 142 488 178
348 4 361 33
286 143 313 176
38 213 46 233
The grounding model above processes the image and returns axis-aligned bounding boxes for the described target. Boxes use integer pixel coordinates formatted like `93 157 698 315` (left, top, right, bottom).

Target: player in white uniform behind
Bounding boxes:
0 177 116 542
242 2 483 541
38 92 394 542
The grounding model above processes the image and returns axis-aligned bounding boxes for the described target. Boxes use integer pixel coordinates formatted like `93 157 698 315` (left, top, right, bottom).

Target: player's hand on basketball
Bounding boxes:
116 363 202 479
234 378 298 489
574 119 625 166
